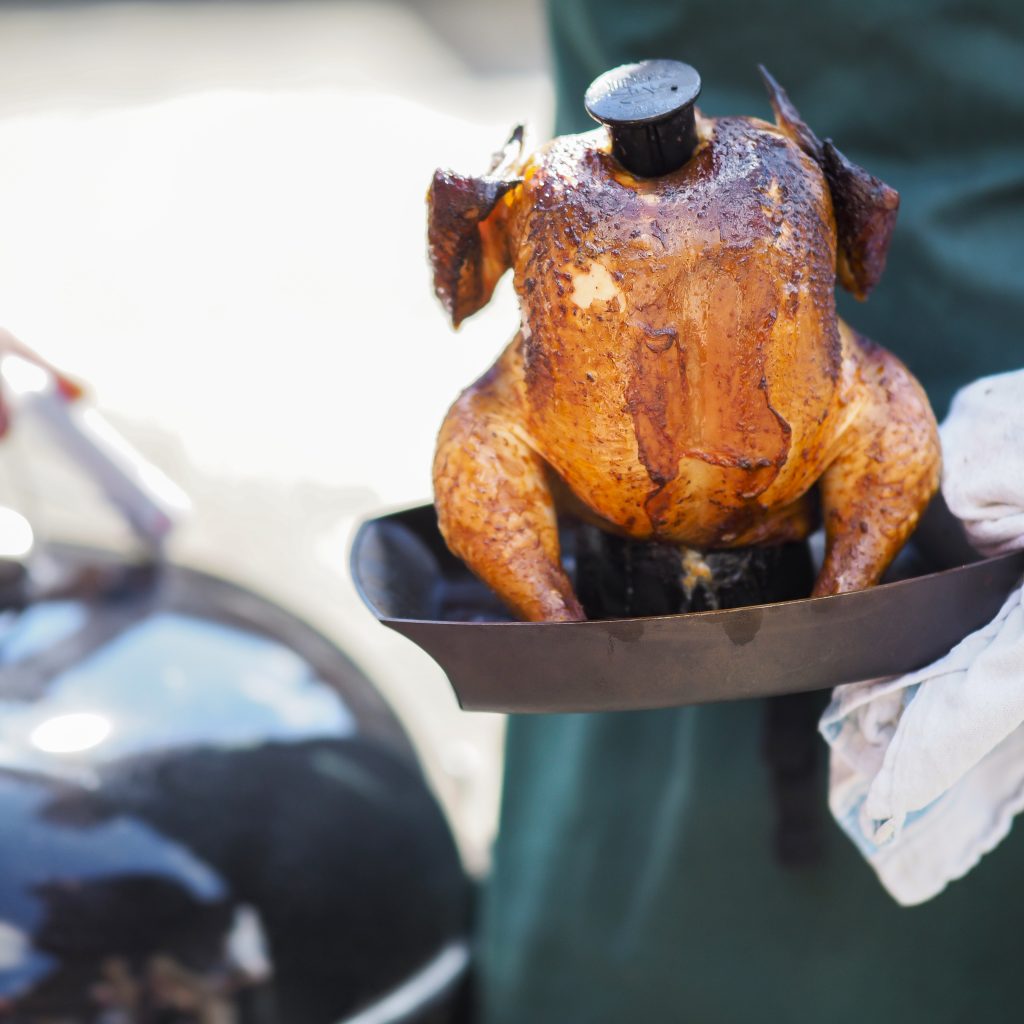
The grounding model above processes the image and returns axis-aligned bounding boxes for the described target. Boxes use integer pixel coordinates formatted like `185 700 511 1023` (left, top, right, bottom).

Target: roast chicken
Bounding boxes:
428 66 940 623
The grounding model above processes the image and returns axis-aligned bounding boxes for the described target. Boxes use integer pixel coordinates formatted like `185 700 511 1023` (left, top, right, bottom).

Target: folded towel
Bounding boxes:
821 369 1024 906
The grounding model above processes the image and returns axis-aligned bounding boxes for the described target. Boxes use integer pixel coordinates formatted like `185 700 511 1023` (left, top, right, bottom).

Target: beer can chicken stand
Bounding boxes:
428 61 941 624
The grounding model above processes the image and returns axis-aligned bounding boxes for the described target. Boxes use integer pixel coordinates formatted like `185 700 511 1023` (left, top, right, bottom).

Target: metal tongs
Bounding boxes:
0 331 189 555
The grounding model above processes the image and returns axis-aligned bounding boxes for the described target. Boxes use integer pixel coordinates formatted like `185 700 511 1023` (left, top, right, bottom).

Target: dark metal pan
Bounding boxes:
351 504 1024 713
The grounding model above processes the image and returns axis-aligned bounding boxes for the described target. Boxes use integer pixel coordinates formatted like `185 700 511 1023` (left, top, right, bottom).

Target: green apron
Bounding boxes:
478 3 1024 1021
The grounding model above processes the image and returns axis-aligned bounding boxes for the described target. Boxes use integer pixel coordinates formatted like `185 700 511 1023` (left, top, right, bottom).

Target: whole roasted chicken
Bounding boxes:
428 62 940 622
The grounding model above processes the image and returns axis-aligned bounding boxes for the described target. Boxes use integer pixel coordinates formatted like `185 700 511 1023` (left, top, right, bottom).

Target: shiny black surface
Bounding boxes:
351 504 1024 713
584 60 702 176
0 547 470 1023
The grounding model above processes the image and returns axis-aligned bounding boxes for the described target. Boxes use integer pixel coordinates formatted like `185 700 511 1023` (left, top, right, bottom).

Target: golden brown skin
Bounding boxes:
429 76 940 622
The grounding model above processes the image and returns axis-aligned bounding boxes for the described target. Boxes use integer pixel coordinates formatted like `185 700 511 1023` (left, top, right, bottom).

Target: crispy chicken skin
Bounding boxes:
429 73 940 622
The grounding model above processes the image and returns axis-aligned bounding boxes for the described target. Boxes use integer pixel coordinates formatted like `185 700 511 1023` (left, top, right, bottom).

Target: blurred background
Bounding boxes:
0 0 555 873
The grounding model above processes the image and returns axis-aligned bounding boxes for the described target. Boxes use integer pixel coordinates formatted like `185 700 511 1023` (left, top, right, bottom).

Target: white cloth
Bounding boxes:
821 369 1024 906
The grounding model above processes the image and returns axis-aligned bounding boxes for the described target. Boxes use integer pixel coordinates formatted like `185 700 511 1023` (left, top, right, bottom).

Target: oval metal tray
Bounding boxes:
351 504 1024 713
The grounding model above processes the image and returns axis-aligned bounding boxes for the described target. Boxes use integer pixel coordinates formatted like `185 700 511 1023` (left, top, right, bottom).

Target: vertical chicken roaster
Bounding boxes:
428 61 940 623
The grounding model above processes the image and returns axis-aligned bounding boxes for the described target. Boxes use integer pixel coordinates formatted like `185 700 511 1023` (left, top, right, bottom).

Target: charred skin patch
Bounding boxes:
822 141 900 300
427 170 519 327
626 324 689 487
759 65 899 300
426 125 528 327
